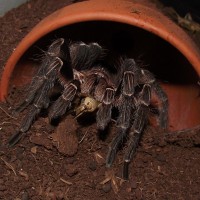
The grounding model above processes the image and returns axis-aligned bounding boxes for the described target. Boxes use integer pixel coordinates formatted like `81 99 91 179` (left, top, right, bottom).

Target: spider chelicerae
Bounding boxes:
8 38 168 179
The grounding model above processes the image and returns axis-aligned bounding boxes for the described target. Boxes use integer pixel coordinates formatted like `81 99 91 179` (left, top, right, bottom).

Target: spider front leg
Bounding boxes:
8 69 61 146
96 87 115 130
106 59 138 167
123 84 151 179
95 67 124 130
48 80 79 121
14 38 70 114
9 38 69 146
106 96 134 167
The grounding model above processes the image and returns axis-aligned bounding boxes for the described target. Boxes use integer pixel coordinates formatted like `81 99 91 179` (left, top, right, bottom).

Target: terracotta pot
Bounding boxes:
0 0 200 131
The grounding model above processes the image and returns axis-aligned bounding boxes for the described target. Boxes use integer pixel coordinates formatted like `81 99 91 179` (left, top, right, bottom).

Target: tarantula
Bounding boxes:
8 38 168 179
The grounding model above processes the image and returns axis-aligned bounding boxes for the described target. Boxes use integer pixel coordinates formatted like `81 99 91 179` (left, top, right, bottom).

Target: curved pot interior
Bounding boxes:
6 21 200 131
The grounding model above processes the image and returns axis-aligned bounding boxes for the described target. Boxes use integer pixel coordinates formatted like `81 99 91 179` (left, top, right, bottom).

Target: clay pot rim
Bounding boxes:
1 0 200 100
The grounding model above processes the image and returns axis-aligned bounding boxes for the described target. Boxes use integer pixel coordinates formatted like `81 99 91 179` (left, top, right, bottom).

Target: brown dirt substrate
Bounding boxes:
0 0 200 200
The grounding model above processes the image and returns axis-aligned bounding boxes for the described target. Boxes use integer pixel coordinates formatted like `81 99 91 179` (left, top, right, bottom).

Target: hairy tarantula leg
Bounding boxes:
106 97 133 167
122 58 140 95
96 104 112 130
15 58 63 113
81 74 97 95
33 38 67 78
94 78 107 102
8 106 41 147
96 88 115 130
123 84 151 179
152 82 168 129
9 54 65 146
8 131 24 147
70 42 103 70
48 81 78 121
14 77 46 114
106 127 128 167
139 69 168 129
14 38 67 114
123 105 148 179
9 88 50 146
95 62 124 129
106 60 139 167
8 77 55 146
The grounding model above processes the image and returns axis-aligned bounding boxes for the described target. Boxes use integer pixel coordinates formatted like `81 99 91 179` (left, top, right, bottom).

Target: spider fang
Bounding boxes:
75 97 100 118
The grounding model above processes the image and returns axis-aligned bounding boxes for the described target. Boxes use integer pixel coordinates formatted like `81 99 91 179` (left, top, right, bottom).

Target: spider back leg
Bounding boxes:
152 82 168 129
140 69 168 129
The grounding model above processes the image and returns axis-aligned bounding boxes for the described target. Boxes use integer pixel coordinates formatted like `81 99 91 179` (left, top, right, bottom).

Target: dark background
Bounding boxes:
160 0 200 22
